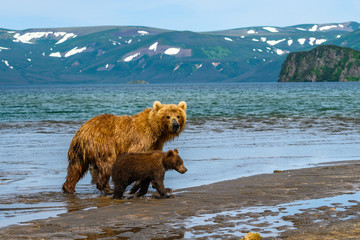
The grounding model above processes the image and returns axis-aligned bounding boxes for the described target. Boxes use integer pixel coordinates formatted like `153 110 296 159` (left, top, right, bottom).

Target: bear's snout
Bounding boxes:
171 119 180 132
177 165 187 174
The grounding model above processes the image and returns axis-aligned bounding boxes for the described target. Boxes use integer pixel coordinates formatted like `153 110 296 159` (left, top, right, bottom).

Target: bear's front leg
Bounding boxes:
113 183 127 199
152 174 172 198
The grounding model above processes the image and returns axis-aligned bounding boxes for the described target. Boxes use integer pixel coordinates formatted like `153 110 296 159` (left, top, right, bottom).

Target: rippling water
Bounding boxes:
1 82 360 227
1 83 360 121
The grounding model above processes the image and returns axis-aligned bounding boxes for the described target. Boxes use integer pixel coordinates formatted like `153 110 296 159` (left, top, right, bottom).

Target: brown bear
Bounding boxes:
112 149 187 199
62 101 187 194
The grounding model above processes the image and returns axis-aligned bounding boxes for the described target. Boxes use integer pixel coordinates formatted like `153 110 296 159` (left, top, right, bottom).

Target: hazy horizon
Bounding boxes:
1 0 359 31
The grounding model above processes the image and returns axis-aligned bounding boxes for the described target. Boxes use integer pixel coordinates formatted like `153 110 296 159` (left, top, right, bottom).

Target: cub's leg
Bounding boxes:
136 179 151 197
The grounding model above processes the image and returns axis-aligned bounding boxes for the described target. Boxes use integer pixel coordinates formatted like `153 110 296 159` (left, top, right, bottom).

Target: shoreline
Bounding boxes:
0 160 359 239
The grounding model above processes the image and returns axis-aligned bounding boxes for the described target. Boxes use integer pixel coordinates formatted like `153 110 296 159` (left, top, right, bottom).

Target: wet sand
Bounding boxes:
0 160 359 239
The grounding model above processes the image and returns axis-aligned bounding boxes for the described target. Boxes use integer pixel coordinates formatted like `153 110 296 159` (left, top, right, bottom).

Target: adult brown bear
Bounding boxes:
62 101 187 194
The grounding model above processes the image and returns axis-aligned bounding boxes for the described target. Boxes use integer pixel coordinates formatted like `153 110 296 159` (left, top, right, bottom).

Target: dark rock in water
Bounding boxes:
127 80 149 84
278 45 360 82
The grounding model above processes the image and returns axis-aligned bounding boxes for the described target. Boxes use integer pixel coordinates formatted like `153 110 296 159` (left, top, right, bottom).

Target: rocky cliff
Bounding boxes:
278 45 360 82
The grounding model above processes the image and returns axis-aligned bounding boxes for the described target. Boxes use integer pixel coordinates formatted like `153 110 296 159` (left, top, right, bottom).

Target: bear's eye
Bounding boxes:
177 116 180 119
166 116 170 119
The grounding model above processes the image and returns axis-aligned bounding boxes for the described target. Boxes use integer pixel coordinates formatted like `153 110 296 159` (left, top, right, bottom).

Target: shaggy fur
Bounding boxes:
62 101 187 194
112 149 187 199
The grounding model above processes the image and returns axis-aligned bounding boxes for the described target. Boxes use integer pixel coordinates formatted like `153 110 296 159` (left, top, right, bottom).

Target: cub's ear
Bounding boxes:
173 148 179 154
153 101 162 111
166 150 174 157
178 101 187 111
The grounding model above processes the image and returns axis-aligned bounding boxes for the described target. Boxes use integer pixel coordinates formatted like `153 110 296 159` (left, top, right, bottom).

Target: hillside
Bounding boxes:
0 22 359 85
278 45 360 82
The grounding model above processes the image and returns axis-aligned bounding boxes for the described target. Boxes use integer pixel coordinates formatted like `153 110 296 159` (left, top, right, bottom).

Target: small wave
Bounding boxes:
187 117 360 134
0 120 84 134
1 117 359 135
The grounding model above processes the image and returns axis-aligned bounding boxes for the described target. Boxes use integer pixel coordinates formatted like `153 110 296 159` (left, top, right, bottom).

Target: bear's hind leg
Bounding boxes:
62 162 89 193
136 179 151 197
129 180 141 194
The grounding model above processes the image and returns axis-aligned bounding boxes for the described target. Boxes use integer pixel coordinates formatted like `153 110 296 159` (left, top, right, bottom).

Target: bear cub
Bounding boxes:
112 149 187 199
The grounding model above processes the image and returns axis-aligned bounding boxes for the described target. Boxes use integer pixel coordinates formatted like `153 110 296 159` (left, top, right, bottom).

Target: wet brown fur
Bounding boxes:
112 149 187 199
62 101 187 194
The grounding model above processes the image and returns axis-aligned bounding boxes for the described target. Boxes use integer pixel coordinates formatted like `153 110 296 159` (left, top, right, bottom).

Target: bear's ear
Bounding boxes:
178 101 187 111
153 101 162 111
166 150 174 157
173 148 178 154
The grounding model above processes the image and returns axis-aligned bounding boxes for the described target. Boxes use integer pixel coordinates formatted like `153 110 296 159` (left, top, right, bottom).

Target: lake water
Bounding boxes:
1 82 360 227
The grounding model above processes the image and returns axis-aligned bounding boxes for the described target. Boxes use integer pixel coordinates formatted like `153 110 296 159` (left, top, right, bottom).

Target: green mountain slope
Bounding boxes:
0 22 359 85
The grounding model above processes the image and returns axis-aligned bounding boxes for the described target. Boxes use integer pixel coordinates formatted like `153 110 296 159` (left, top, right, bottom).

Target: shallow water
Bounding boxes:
1 83 360 228
183 191 360 238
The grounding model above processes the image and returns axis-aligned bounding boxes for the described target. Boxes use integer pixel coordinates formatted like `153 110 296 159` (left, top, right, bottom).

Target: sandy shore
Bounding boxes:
0 160 359 239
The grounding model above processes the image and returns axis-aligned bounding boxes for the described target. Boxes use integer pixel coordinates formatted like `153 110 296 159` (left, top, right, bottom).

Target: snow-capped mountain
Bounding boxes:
0 22 359 84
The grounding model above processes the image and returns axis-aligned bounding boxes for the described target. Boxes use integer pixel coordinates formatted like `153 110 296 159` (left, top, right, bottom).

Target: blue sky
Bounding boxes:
1 0 359 31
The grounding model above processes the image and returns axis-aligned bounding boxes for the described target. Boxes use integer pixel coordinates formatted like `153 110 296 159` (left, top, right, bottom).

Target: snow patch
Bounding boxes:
2 60 13 69
266 39 286 46
49 52 61 58
298 38 306 45
338 24 344 28
288 39 293 46
27 58 31 62
124 52 140 62
319 25 337 31
336 35 342 38
309 37 316 46
263 27 279 33
315 39 327 45
173 65 181 72
274 49 287 55
247 30 257 34
0 47 9 51
224 37 233 41
64 47 86 58
13 32 53 44
296 27 307 31
110 40 121 46
149 42 158 51
195 63 202 69
55 33 77 44
252 38 259 42
309 25 318 32
261 37 267 42
12 31 76 44
164 48 180 55
138 30 149 35
212 62 220 67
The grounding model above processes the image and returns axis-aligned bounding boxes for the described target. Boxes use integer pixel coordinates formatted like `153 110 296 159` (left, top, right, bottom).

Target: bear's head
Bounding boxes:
152 101 187 135
163 149 187 174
